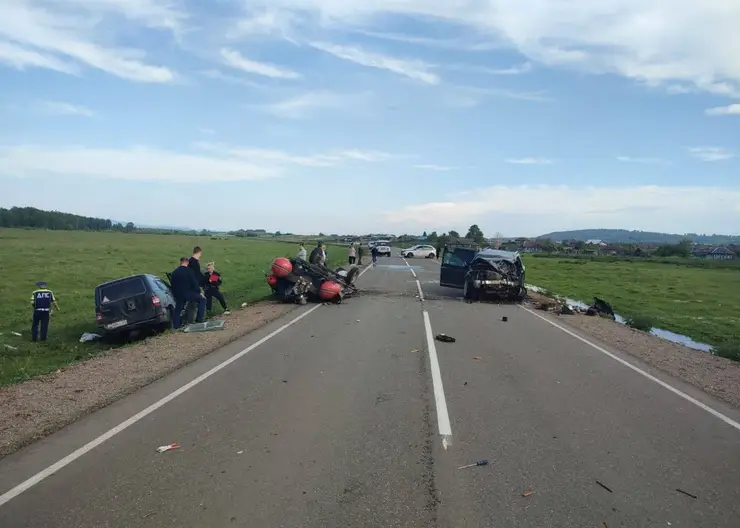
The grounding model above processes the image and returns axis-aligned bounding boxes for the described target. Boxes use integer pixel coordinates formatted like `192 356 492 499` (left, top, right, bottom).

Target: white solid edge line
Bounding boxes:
519 306 740 432
416 280 425 301
401 257 417 278
422 310 453 449
0 263 376 508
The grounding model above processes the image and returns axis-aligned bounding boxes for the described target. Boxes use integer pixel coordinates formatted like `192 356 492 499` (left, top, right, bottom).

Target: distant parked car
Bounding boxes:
95 274 176 337
374 243 392 257
403 244 437 259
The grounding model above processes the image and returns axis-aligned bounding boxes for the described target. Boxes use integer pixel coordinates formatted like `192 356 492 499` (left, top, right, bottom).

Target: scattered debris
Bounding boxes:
241 302 248 308
79 332 102 343
595 480 613 493
435 333 456 343
473 356 482 360
676 488 697 499
458 459 489 470
11 331 22 337
182 320 226 333
4 344 18 351
356 319 361 322
410 348 420 353
501 316 508 322
156 443 180 453
237 450 244 455
464 381 468 386
522 490 534 497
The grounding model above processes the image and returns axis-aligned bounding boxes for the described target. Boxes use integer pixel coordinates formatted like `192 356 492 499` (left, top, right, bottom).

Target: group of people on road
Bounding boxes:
169 246 231 329
298 241 372 267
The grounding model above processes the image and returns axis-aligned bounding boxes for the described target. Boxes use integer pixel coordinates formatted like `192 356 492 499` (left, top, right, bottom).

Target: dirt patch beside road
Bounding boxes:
0 302 296 459
526 292 740 409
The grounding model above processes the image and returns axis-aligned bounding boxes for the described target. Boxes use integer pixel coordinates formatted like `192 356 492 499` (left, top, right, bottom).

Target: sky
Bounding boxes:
0 0 739 237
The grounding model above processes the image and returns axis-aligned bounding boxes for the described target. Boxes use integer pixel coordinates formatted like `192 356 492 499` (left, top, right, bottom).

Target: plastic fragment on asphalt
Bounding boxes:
458 459 489 470
473 356 482 360
435 333 456 343
410 348 420 353
595 480 613 493
237 450 244 455
156 443 180 453
522 490 533 497
676 488 697 499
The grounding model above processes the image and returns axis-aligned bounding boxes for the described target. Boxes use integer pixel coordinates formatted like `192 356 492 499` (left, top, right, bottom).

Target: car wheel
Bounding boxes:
405 253 412 258
427 253 435 259
463 280 478 302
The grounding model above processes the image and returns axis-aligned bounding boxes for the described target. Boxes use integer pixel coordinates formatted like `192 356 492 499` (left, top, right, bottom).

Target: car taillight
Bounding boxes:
152 295 161 306
96 312 102 323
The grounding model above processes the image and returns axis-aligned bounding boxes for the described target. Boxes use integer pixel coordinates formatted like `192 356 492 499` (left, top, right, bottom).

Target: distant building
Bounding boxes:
585 239 607 246
691 245 736 260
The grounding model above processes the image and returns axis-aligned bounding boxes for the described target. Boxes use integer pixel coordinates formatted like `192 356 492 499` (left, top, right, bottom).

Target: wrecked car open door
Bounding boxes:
440 246 478 288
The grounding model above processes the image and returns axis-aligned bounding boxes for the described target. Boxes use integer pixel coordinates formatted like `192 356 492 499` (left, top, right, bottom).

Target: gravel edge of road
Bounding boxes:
0 301 297 459
526 291 740 409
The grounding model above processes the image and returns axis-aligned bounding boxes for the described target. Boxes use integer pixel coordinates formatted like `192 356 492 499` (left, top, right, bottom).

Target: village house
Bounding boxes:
691 245 736 260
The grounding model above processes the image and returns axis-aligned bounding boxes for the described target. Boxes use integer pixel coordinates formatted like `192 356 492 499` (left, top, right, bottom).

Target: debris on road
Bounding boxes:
473 356 482 360
241 302 248 308
410 348 420 353
595 480 613 493
676 488 697 499
501 316 508 322
458 459 489 470
182 320 226 333
265 257 360 305
522 490 534 497
156 443 181 453
435 333 456 343
237 450 244 455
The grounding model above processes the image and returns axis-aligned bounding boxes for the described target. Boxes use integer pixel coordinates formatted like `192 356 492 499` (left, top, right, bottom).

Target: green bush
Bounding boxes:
713 341 740 362
625 315 654 332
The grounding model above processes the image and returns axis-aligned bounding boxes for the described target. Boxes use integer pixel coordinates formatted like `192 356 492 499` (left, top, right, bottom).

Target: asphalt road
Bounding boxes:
1 251 739 527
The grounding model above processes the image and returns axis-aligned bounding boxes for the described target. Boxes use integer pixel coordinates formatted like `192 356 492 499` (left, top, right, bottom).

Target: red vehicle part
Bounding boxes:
266 274 278 286
318 280 342 300
271 257 293 278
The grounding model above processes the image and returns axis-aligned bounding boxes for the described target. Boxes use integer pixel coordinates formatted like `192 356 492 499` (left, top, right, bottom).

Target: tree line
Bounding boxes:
0 206 136 232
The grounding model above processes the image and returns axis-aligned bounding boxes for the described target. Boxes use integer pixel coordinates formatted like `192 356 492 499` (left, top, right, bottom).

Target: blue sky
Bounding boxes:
1 0 739 237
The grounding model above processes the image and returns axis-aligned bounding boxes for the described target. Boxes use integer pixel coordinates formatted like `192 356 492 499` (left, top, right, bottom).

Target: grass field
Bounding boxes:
523 256 740 350
0 229 350 386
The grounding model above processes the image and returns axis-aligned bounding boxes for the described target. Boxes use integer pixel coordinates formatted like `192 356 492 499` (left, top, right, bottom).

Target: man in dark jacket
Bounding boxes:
170 257 206 328
188 246 205 289
204 262 230 315
309 241 326 266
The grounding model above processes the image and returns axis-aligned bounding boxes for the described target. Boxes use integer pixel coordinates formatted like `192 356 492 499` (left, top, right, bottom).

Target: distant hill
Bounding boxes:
538 229 740 245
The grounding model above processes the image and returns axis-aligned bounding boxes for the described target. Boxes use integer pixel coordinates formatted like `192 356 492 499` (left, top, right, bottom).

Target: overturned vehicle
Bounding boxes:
440 245 526 302
266 257 360 304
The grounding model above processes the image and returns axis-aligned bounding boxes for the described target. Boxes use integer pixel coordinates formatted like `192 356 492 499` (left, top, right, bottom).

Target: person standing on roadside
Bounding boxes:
171 257 206 328
204 262 231 315
357 243 364 265
371 244 379 266
309 241 326 266
188 246 205 290
348 243 357 265
30 281 60 342
297 243 307 260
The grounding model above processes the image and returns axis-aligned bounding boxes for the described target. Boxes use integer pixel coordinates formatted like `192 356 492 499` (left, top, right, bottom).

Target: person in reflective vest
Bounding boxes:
30 281 60 342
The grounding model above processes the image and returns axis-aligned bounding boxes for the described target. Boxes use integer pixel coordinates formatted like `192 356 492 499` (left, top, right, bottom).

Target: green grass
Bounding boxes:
524 256 740 350
0 229 349 386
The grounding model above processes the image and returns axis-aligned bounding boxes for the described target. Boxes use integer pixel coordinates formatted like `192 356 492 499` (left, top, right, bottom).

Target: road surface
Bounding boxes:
1 251 739 527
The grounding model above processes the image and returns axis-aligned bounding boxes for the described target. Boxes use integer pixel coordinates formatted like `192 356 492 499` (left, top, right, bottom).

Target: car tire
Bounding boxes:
427 253 435 259
405 253 412 258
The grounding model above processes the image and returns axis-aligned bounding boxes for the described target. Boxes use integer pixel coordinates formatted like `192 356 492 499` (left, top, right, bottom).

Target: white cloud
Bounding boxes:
383 184 740 236
59 0 188 31
705 104 740 116
264 0 740 98
220 48 301 79
261 91 353 119
309 41 439 84
0 40 80 75
0 1 175 82
200 68 264 88
193 142 393 166
447 62 532 75
505 157 553 165
37 101 95 117
687 147 735 162
616 156 669 165
413 164 457 171
350 30 502 52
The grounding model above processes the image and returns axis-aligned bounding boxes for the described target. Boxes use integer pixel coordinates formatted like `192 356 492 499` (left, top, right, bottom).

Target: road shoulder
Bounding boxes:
0 302 296 459
524 291 740 409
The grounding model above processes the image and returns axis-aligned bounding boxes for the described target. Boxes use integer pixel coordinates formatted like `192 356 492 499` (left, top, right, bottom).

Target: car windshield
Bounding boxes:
98 277 146 303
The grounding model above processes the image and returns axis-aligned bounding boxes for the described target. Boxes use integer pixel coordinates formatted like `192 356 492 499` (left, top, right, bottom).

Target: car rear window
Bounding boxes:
98 277 147 303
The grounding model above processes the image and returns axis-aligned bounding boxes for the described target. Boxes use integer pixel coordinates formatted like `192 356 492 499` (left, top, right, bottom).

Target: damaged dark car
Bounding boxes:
441 244 526 302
